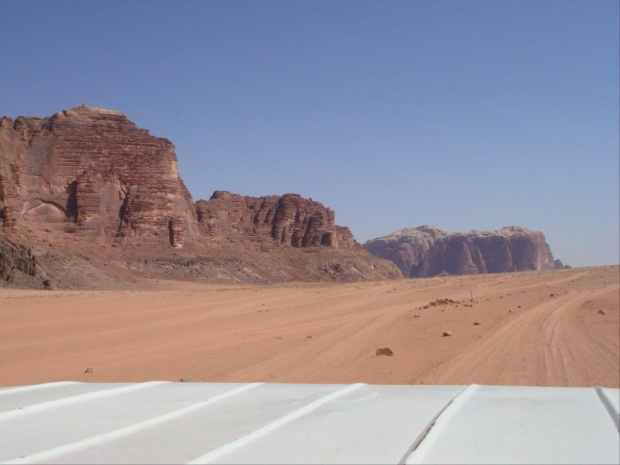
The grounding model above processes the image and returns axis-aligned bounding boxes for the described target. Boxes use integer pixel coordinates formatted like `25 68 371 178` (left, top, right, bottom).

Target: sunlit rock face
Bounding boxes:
0 106 360 251
1 106 401 287
0 105 196 246
195 191 358 250
365 225 558 278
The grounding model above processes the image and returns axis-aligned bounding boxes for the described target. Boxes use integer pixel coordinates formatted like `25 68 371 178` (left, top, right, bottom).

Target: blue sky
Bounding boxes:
2 1 618 266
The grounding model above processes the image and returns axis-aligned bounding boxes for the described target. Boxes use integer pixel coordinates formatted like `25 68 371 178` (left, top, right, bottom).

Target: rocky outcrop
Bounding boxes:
364 226 448 276
554 259 571 269
0 107 361 252
365 226 559 278
0 238 36 283
0 206 15 228
195 191 358 249
0 106 196 246
0 106 399 287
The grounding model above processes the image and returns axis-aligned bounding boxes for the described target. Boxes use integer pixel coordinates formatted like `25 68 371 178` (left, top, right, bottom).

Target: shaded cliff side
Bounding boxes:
0 237 37 284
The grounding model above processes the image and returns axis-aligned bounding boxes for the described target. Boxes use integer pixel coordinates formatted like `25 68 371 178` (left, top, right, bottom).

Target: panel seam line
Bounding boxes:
595 385 619 432
0 381 167 421
1 382 263 464
186 382 367 464
399 384 479 465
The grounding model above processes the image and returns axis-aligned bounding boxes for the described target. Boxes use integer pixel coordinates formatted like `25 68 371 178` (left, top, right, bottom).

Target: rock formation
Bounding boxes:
195 191 357 249
0 105 197 246
553 259 571 269
0 237 37 284
365 226 560 278
0 106 400 287
364 226 448 277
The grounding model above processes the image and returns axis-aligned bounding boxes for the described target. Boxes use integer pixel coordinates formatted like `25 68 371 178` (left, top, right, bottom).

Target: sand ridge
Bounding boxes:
0 267 617 387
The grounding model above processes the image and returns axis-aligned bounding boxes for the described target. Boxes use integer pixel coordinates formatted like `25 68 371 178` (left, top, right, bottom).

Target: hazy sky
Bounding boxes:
2 1 618 267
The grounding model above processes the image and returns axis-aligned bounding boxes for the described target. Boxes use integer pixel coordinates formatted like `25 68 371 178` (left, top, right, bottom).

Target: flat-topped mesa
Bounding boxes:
195 191 358 249
0 105 196 246
365 225 558 278
363 226 448 277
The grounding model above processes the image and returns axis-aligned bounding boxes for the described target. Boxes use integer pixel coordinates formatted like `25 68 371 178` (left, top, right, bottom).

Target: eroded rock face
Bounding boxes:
364 226 448 276
0 107 361 252
365 226 558 277
0 206 15 228
0 106 196 246
0 238 36 283
195 191 359 249
0 106 399 287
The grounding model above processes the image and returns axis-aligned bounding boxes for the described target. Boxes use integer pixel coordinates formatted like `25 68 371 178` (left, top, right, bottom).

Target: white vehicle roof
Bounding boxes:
0 382 618 464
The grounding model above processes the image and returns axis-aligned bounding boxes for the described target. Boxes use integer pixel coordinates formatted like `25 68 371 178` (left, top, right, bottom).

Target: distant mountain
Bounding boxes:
364 225 563 278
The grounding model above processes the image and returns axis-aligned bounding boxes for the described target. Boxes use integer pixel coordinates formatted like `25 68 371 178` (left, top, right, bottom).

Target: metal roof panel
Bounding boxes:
0 382 617 465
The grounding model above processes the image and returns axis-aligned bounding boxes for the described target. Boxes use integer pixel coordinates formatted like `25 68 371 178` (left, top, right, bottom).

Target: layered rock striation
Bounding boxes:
365 226 559 278
195 191 357 249
0 106 361 252
0 105 196 246
1 106 399 286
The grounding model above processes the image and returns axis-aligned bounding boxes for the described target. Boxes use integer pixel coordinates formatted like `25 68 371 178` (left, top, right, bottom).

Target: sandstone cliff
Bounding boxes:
365 226 559 278
0 105 196 247
195 191 357 249
0 106 400 287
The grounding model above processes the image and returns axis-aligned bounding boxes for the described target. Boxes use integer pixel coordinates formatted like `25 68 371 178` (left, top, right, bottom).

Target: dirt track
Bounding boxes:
422 280 619 386
0 267 617 387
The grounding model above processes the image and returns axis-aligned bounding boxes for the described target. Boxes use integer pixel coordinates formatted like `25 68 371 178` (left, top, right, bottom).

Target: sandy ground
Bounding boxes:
0 267 618 387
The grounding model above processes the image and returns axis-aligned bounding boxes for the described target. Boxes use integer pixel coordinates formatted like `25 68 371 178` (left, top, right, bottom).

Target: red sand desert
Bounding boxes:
1 266 618 388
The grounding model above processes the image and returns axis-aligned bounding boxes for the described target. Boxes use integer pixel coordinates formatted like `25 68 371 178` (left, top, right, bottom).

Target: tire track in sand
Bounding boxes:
419 283 619 386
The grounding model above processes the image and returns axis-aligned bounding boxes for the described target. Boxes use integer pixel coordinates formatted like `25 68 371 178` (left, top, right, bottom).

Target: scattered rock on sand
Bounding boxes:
598 310 606 315
442 331 452 337
84 367 94 374
180 376 192 382
376 348 393 356
429 298 456 307
473 322 481 326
